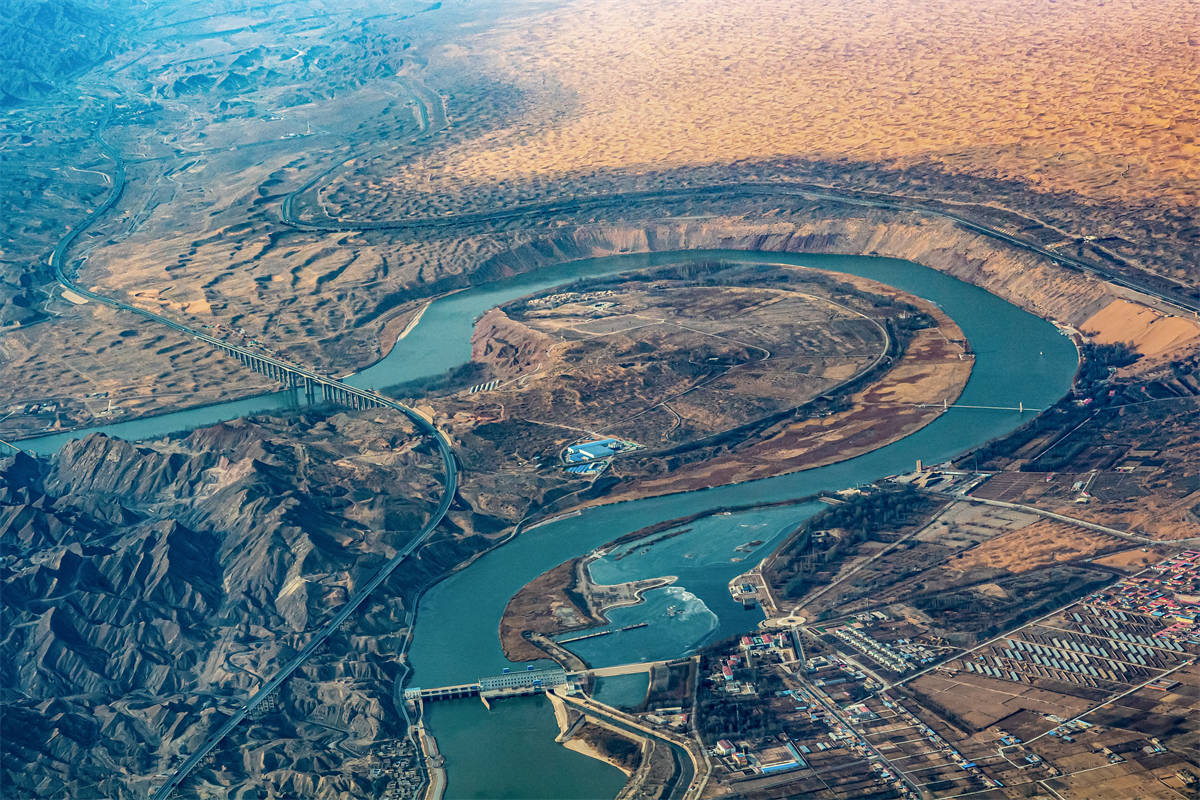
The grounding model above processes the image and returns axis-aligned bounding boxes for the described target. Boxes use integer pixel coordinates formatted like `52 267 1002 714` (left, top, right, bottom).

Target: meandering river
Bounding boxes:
21 251 1079 799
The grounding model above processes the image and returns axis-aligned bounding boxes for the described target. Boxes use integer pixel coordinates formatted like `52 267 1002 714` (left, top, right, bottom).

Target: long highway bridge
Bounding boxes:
34 83 1199 800
47 106 460 800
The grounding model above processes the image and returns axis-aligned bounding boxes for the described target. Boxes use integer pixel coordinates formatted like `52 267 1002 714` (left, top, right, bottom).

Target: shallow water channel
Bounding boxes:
22 252 1080 799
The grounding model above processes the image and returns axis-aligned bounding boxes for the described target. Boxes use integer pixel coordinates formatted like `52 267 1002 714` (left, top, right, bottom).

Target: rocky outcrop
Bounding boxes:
470 307 556 378
0 413 447 798
0 0 129 105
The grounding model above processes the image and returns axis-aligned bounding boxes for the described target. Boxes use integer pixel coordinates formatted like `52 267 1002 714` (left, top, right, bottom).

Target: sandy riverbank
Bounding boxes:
547 691 637 777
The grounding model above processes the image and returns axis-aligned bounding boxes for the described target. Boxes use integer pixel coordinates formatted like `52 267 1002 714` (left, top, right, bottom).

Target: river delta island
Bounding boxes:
3 2 1200 800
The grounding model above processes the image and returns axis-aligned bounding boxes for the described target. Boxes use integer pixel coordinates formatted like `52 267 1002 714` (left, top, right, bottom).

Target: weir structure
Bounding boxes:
404 668 571 703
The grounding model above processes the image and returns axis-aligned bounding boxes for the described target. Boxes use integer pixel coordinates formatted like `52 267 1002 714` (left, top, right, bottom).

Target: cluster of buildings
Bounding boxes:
1045 714 1093 743
806 658 874 695
828 621 939 674
13 401 58 416
641 706 689 731
871 695 1007 788
1086 550 1200 641
562 437 640 475
784 688 921 797
714 650 753 694
713 734 807 775
708 632 800 693
728 577 765 609
739 631 795 659
965 621 1185 691
368 739 424 800
524 289 617 310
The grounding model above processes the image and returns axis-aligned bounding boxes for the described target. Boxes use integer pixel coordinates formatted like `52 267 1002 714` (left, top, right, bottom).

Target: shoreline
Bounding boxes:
16 247 1082 799
498 495 831 664
416 720 447 800
584 280 973 505
547 691 637 778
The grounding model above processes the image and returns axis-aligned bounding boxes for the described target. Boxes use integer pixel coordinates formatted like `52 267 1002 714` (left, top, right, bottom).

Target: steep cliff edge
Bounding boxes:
471 213 1200 371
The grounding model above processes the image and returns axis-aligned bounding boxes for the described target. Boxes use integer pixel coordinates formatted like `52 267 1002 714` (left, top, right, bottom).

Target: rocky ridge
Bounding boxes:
0 412 445 798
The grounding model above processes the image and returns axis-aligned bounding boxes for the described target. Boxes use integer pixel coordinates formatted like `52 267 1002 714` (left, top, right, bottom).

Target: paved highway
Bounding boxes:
48 107 460 800
932 490 1200 546
282 170 1200 318
44 87 1195 799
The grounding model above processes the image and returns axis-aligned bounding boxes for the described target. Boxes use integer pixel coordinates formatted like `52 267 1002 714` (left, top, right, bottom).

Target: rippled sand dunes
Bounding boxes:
363 0 1198 210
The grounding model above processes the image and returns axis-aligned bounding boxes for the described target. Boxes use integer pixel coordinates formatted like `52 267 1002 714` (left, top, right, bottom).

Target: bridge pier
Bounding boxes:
209 342 384 412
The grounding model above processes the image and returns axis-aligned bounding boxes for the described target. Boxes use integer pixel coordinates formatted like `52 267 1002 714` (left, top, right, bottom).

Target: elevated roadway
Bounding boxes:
39 84 1195 800
45 107 460 800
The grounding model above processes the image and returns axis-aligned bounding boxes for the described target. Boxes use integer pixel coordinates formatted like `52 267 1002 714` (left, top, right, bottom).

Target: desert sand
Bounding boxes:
347 0 1199 214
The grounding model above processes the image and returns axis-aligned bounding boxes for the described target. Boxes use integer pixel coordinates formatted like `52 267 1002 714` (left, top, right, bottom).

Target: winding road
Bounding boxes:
280 168 1200 318
36 79 1196 799
48 106 460 800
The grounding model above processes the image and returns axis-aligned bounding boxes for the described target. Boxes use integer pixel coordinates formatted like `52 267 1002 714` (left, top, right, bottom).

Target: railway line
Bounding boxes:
34 77 1196 799
47 105 460 800
282 172 1199 318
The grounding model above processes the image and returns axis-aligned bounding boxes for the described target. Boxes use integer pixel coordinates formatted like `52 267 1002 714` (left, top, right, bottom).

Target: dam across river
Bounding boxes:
23 251 1079 799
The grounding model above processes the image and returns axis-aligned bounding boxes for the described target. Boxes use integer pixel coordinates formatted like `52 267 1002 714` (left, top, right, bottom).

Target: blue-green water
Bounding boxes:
19 251 1080 798
408 251 1077 684
424 695 625 800
21 250 1074 454
560 503 822 666
400 252 1077 798
591 673 650 710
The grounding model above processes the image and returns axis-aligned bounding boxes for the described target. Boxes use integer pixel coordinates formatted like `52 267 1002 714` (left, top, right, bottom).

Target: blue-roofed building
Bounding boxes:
573 442 617 460
563 438 641 476
565 438 623 462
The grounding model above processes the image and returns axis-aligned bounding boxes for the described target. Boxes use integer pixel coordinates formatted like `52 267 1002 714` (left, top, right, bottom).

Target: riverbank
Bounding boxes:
547 692 641 778
416 720 446 800
500 550 677 663
499 496 824 664
430 262 975 525
592 296 972 504
12 250 1080 798
408 250 1079 794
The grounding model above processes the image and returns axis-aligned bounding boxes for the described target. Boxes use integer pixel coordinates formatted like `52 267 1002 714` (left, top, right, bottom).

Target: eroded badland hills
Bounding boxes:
2 0 1199 798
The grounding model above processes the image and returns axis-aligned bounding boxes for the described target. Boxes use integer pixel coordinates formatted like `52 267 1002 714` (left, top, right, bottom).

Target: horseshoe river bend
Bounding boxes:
22 250 1080 799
